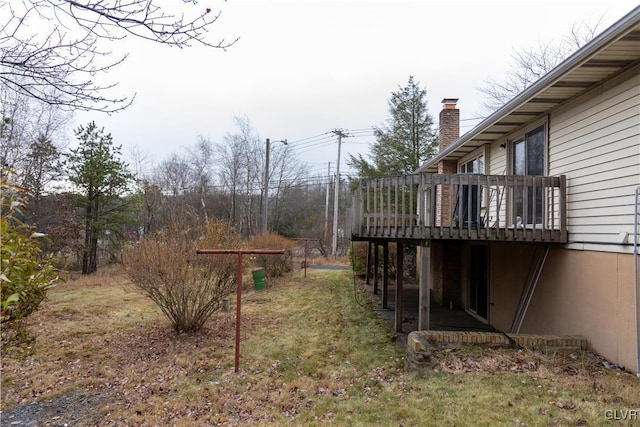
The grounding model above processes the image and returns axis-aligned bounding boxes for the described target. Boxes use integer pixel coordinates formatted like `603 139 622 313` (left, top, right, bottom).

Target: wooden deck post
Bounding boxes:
382 241 389 309
395 241 404 333
365 241 372 286
373 243 379 295
418 242 430 331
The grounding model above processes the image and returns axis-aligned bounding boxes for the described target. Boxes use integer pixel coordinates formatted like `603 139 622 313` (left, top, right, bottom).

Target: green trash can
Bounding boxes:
251 268 266 290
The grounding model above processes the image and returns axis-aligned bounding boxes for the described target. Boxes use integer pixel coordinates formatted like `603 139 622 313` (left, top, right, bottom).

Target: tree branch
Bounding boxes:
0 0 237 112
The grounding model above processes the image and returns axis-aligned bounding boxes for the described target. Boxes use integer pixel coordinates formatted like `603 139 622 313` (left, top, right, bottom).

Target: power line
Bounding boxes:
285 128 374 159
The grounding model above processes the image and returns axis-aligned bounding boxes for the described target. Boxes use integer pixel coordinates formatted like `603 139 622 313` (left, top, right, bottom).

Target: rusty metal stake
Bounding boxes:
294 238 320 278
196 249 284 373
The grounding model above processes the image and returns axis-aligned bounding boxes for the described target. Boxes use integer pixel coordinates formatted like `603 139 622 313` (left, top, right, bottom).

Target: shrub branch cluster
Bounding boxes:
123 215 241 333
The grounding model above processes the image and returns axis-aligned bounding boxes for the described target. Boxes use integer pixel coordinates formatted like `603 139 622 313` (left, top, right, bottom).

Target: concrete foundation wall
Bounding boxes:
488 243 638 372
487 243 538 331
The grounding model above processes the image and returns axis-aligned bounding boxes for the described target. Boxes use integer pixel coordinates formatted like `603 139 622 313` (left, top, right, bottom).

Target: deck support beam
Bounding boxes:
382 241 389 309
395 241 404 333
365 241 372 286
418 242 431 331
373 243 379 295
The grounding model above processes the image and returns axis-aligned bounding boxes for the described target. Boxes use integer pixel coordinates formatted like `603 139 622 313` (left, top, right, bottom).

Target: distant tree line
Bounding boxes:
1 94 346 273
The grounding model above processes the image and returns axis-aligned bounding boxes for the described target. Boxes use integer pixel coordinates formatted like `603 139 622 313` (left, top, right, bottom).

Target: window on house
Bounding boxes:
460 155 484 174
512 125 545 225
455 153 485 227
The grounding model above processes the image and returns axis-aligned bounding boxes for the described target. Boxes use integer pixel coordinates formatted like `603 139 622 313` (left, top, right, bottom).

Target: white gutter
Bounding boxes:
416 5 640 174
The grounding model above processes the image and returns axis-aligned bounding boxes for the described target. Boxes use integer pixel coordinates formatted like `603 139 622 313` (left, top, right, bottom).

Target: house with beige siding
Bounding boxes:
350 6 640 373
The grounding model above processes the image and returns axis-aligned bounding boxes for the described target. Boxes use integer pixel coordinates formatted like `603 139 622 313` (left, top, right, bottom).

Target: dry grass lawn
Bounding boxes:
1 265 639 426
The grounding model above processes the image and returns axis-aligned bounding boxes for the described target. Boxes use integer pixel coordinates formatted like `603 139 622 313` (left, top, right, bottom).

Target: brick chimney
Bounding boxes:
439 98 460 151
431 98 462 309
437 98 460 221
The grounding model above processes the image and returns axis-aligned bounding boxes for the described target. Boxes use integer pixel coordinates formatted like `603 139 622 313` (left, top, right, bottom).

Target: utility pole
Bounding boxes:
324 162 330 239
331 129 349 257
263 138 287 234
262 138 270 234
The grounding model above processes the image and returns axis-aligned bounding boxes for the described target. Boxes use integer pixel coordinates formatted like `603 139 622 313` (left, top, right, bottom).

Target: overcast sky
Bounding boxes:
74 0 639 178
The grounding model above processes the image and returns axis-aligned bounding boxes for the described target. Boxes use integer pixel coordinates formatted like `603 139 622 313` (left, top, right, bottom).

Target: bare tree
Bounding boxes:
268 145 308 232
239 128 262 236
21 136 63 225
125 145 167 236
215 115 262 235
1 88 71 229
216 134 243 225
138 179 165 235
154 154 190 199
127 145 154 184
275 177 328 242
235 117 263 236
187 136 215 219
0 88 71 173
1 0 237 112
479 19 603 113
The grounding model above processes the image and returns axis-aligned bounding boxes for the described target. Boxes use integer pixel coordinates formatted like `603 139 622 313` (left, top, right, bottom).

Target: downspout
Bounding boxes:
635 186 639 378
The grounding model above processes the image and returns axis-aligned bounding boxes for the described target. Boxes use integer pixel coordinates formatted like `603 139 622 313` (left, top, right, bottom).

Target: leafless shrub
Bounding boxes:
349 242 397 276
123 214 242 333
247 233 295 278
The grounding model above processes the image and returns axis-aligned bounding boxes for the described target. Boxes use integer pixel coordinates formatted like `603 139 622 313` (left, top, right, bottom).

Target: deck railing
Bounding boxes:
350 173 567 243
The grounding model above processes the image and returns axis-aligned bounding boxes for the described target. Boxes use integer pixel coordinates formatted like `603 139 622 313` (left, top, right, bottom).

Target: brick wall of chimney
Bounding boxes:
439 101 460 151
436 99 460 227
432 99 462 309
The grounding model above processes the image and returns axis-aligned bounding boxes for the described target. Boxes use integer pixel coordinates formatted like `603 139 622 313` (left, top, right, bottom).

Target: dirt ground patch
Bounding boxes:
1 390 111 426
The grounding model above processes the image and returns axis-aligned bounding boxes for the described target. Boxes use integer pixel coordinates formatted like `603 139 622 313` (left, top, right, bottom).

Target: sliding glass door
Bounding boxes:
513 125 545 225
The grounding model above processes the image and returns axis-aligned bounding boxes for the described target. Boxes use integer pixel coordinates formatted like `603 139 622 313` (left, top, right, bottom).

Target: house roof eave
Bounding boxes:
415 5 640 174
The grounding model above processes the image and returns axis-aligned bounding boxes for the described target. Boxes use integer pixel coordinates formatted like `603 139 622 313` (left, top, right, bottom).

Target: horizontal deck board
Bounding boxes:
354 226 564 242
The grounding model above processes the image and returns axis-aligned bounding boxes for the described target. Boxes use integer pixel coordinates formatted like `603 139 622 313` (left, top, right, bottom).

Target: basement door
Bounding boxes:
468 245 488 320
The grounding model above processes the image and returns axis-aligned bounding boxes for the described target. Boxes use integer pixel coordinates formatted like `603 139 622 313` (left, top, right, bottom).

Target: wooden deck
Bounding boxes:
350 173 567 243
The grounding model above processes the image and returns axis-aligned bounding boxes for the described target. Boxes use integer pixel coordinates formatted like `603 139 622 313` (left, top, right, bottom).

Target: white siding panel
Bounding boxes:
487 144 508 227
570 197 635 211
552 142 640 180
552 121 638 171
565 232 632 244
488 143 507 175
552 91 637 143
549 72 640 247
566 165 639 187
568 186 634 203
568 215 635 226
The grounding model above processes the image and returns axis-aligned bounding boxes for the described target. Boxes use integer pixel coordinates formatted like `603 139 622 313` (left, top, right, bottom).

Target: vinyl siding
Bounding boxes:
485 141 508 227
549 70 640 247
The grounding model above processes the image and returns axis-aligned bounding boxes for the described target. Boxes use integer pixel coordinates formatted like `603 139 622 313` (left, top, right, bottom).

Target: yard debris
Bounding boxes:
601 361 623 370
407 337 612 378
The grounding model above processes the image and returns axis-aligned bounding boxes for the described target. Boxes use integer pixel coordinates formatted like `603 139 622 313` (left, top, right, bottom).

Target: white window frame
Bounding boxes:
506 118 549 226
458 147 486 174
506 119 548 176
